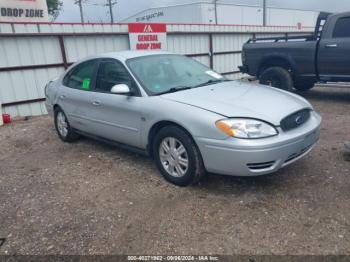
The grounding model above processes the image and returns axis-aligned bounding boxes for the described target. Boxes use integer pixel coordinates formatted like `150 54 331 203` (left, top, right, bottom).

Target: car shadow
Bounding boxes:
295 85 350 103
195 170 292 195
78 136 151 161
75 131 309 196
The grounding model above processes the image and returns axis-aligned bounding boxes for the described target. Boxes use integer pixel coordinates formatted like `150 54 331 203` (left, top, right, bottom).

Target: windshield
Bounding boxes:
126 54 227 95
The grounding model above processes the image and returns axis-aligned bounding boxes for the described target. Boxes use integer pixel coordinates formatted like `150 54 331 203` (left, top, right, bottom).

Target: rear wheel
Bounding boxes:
259 66 293 91
54 107 79 142
153 126 205 186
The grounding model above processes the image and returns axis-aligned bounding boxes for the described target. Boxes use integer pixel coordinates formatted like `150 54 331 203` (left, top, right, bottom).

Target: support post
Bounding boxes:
58 36 68 70
209 33 214 69
263 0 267 26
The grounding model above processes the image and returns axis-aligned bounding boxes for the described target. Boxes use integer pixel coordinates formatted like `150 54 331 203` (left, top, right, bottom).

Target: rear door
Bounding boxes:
89 58 144 148
59 59 99 133
318 15 350 80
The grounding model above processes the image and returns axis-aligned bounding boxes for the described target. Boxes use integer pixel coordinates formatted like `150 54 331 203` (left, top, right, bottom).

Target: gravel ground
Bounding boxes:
0 85 349 255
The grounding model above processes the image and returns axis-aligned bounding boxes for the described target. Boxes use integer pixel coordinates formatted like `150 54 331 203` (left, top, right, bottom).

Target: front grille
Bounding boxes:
247 161 276 170
280 109 311 132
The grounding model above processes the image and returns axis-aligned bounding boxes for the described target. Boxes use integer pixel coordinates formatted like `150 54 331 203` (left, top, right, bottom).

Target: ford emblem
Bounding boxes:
295 115 303 125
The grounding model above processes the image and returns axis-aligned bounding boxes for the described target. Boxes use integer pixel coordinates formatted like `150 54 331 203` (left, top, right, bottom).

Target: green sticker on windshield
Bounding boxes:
82 78 91 90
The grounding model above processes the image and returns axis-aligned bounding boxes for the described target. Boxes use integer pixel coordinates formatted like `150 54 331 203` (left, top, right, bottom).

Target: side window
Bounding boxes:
63 60 97 90
333 17 350 38
95 60 135 93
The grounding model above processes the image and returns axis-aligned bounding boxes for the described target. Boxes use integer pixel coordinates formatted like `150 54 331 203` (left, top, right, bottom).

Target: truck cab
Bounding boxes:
240 12 350 91
318 12 350 82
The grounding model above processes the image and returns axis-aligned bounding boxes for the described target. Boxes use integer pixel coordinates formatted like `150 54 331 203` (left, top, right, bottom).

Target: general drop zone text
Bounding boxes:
1 8 44 18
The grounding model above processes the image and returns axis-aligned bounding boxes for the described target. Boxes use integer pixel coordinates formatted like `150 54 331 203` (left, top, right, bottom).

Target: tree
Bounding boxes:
46 0 63 20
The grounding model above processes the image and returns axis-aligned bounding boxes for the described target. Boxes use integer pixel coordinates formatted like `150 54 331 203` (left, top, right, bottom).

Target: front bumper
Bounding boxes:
195 111 321 176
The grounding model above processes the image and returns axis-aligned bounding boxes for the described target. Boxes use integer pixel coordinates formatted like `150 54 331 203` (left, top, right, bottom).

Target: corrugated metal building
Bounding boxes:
121 2 319 27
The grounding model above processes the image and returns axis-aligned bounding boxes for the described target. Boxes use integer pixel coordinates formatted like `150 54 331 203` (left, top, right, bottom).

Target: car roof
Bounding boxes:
99 50 173 61
65 50 177 75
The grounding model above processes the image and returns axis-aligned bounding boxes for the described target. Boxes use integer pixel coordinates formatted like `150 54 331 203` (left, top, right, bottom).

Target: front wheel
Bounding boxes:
259 66 293 91
153 126 205 186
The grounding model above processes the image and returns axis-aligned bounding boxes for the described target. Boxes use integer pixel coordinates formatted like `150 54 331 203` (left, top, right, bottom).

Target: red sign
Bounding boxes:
128 23 167 51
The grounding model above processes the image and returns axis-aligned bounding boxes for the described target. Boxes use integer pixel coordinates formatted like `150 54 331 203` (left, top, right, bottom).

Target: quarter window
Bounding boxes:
95 60 134 93
333 17 350 38
63 60 97 90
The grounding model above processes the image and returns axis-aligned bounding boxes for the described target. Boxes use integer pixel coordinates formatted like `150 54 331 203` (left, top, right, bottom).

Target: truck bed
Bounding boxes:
242 39 318 80
247 34 315 44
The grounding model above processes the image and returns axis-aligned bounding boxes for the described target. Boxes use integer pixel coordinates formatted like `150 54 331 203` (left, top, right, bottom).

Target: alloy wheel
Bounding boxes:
159 137 189 177
56 112 68 138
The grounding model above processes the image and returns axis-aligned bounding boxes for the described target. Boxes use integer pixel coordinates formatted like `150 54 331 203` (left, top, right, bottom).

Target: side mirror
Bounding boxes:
110 84 131 95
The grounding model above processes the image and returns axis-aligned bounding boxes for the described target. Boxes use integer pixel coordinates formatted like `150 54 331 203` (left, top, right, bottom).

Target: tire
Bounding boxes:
294 81 315 91
259 66 293 91
152 126 205 186
54 107 79 142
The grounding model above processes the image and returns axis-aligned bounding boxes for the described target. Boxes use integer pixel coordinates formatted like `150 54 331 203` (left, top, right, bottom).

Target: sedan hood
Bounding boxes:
160 81 311 125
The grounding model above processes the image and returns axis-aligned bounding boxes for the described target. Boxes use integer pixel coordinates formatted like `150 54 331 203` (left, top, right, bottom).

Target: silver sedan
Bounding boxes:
45 51 321 186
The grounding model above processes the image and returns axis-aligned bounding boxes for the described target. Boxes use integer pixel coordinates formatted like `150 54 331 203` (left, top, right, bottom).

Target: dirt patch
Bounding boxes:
0 85 349 255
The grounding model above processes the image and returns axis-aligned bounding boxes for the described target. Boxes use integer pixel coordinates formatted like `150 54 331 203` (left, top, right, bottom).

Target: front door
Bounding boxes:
318 15 350 81
89 59 143 148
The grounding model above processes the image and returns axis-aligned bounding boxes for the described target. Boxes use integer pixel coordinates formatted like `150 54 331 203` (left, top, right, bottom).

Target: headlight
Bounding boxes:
216 118 278 139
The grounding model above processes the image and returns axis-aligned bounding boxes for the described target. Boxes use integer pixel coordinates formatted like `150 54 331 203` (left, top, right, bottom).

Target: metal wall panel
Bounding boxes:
0 37 62 68
0 23 12 33
0 67 64 116
64 35 129 63
213 53 242 74
213 34 251 52
167 34 209 55
0 22 311 118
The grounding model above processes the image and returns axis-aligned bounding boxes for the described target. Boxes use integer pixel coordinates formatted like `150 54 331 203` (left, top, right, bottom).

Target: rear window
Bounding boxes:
63 60 98 90
333 17 350 38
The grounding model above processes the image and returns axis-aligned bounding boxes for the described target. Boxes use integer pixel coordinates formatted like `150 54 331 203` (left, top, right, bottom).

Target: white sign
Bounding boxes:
0 0 49 23
128 23 167 51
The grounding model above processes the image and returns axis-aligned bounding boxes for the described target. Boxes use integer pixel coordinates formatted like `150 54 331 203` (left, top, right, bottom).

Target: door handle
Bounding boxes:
325 44 338 48
59 95 66 99
92 101 101 106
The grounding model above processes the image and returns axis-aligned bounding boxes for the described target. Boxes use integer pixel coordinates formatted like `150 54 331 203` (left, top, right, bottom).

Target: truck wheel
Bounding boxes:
259 67 293 91
294 81 315 91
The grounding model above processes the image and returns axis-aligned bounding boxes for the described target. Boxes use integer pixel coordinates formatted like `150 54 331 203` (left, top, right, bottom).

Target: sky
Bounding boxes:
55 0 349 22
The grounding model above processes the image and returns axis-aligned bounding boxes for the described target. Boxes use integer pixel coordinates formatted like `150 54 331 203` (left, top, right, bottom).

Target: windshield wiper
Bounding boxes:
194 79 232 88
157 86 193 95
157 79 232 95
